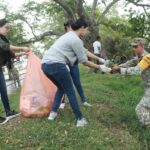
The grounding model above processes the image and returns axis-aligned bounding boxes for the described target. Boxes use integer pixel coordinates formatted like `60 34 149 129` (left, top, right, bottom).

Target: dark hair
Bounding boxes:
0 19 8 27
71 18 89 31
64 20 74 31
96 36 100 40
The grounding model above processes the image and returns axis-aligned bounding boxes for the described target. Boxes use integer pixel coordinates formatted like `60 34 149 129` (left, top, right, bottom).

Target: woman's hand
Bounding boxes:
21 47 31 53
15 52 29 58
10 45 31 52
99 58 106 64
99 65 112 73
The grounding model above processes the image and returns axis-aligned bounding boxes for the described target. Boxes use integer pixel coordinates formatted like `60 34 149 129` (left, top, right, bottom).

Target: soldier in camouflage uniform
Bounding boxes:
112 38 150 125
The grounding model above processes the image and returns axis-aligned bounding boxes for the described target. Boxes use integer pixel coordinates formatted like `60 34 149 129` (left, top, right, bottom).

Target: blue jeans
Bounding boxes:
70 64 86 103
0 68 10 114
42 63 82 120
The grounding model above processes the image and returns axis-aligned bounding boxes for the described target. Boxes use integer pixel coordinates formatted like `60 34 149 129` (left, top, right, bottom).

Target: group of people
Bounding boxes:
0 17 150 127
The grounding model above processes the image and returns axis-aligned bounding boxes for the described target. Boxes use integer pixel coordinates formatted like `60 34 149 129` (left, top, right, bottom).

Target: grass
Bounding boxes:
0 66 150 150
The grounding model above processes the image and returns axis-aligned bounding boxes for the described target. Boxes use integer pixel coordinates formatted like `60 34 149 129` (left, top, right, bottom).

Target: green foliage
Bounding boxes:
0 0 150 58
0 4 25 44
129 12 150 46
99 17 134 63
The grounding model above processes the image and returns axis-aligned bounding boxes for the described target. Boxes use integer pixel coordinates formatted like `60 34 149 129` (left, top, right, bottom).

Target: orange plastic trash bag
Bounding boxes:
20 52 57 118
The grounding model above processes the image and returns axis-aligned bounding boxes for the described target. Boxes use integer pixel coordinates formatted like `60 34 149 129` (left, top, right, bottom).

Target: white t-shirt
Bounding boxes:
93 41 101 54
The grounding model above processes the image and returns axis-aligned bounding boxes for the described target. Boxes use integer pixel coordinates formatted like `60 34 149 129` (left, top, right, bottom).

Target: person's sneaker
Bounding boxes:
48 112 57 120
59 103 66 109
83 102 92 107
6 110 21 120
76 118 88 127
0 117 8 125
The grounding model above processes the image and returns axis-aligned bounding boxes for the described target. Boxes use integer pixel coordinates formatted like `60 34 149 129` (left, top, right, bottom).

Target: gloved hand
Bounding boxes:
104 60 110 66
99 58 106 64
99 65 112 73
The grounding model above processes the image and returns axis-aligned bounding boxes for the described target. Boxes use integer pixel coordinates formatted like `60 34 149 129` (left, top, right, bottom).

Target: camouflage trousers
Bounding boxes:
135 88 150 125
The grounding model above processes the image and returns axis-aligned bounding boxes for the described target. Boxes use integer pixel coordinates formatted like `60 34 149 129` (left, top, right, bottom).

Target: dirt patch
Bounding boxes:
1 115 27 130
95 103 113 110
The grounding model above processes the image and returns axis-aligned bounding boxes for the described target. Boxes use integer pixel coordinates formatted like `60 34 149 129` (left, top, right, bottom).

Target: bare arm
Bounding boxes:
10 45 30 53
86 51 99 61
119 58 138 68
15 52 27 58
83 60 100 69
83 61 112 73
86 51 106 63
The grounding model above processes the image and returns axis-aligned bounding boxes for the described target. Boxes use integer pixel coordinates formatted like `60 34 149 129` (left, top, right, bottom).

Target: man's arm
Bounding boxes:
119 57 138 68
120 54 150 75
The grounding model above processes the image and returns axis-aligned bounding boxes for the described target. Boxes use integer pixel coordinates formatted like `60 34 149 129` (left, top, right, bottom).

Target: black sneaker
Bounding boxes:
6 110 21 120
0 116 8 125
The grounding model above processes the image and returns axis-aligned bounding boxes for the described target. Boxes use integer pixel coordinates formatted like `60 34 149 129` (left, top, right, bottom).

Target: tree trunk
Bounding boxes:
83 22 99 52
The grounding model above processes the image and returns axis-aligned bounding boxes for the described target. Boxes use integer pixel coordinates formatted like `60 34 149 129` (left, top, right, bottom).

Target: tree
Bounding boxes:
18 0 121 50
17 0 150 50
1 0 150 52
0 3 25 44
129 13 150 45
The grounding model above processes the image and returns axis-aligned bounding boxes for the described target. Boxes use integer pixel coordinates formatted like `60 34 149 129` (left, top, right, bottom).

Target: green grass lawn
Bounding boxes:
0 66 150 150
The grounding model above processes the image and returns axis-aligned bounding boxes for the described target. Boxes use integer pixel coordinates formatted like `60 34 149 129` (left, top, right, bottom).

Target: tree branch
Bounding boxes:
143 6 148 16
126 0 150 7
18 31 63 45
24 19 38 39
78 0 86 17
74 0 87 18
97 0 119 25
92 0 98 16
53 0 75 19
74 0 93 26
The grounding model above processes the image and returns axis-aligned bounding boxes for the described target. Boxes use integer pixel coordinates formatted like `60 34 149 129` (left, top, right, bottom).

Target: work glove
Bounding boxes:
99 58 106 64
99 65 112 73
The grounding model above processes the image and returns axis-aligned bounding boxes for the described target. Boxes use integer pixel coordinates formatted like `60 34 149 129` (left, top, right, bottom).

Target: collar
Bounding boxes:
0 34 9 43
136 50 147 59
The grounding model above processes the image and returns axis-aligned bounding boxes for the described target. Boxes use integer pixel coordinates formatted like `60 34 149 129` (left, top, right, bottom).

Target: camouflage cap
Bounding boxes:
131 38 146 46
